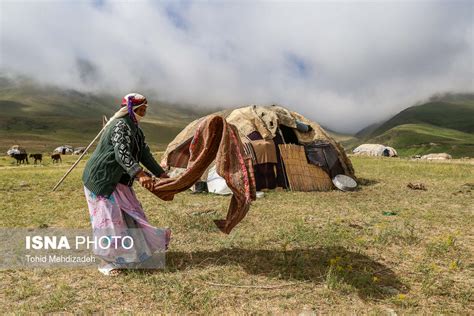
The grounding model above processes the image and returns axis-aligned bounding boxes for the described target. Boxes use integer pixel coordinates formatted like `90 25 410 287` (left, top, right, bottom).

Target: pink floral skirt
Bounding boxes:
84 183 171 266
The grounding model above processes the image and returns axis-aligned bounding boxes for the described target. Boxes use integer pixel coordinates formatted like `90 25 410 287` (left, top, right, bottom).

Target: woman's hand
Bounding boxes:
136 170 154 190
159 172 170 179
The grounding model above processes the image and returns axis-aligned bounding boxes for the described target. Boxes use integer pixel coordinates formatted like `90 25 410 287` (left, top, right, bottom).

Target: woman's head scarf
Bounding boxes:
105 93 148 127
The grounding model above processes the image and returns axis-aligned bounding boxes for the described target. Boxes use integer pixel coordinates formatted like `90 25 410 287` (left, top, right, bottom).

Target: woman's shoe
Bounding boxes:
98 262 124 276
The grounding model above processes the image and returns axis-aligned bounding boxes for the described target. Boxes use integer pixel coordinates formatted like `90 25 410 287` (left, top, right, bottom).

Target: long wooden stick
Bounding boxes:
277 129 291 190
51 123 108 191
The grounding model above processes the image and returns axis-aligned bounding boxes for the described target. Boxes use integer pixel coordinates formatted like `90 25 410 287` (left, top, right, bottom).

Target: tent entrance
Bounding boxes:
279 125 299 144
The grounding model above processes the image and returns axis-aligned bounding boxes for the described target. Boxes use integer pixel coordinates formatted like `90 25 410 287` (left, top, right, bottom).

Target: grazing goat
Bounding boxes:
29 153 43 164
51 153 62 163
12 153 29 165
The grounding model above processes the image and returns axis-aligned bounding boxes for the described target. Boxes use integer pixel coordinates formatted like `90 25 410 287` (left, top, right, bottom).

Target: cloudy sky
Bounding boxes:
1 0 472 132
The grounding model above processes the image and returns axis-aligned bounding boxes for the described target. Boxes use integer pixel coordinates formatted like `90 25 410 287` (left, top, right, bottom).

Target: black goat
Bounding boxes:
12 153 29 165
51 153 62 163
29 153 43 164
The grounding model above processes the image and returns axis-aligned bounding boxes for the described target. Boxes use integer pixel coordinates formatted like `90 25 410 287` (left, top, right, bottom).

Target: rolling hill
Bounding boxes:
371 98 474 136
0 76 209 153
351 94 474 158
371 123 474 157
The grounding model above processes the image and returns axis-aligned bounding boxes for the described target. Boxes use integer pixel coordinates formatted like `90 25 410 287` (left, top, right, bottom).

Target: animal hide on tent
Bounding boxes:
304 141 345 178
141 115 257 234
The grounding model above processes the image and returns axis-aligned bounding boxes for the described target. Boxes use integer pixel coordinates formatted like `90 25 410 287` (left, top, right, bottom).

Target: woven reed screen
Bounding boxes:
278 144 333 192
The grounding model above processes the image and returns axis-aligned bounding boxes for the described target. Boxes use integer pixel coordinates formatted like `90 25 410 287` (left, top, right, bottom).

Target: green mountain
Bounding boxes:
371 95 474 136
0 76 208 153
351 93 474 158
371 123 474 157
354 122 383 139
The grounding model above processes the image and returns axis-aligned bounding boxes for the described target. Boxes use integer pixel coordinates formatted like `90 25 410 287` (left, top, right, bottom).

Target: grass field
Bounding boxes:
0 155 473 313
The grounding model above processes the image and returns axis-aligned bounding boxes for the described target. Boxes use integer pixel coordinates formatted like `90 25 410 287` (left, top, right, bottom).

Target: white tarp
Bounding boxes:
206 165 232 195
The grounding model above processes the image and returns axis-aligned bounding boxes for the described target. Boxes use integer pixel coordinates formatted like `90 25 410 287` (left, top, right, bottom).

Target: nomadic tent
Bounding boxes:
53 145 74 155
161 105 355 192
421 153 452 160
73 147 86 155
353 144 398 157
7 145 26 156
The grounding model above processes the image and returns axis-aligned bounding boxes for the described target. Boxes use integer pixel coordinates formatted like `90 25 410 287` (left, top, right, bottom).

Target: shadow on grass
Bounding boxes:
161 246 406 300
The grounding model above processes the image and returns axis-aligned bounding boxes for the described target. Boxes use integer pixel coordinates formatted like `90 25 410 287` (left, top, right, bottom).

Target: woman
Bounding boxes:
82 92 171 276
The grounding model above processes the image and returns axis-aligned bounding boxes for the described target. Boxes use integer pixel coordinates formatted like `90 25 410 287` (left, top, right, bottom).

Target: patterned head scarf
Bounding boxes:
103 93 149 128
120 93 148 124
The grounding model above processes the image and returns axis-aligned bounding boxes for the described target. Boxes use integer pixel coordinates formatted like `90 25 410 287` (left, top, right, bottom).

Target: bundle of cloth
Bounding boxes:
139 115 256 234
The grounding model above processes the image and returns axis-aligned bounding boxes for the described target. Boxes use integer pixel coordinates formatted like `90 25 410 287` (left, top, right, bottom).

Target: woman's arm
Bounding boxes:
140 138 166 177
111 120 142 178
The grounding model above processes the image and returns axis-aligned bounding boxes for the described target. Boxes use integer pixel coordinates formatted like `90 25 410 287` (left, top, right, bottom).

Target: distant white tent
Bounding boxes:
7 145 26 156
54 145 74 154
73 147 86 155
353 144 398 157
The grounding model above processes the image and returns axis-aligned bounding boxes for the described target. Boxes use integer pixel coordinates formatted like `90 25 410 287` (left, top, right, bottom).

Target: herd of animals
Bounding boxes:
9 152 62 165
6 145 85 165
5 144 459 166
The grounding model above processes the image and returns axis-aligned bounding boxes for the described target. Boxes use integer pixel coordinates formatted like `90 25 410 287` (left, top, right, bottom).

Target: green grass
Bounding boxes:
371 123 474 158
0 155 473 313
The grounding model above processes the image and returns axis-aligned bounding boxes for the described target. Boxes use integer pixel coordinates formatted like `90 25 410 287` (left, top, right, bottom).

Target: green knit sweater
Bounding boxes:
82 115 164 197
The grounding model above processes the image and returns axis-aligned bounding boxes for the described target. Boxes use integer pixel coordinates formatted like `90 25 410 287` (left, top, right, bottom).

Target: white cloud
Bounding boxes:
1 0 472 132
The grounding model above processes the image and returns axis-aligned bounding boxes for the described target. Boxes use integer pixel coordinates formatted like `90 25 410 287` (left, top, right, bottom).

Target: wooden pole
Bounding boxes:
277 129 291 191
